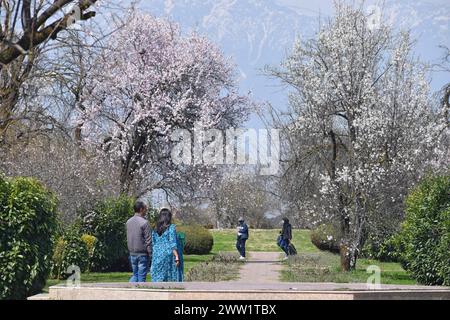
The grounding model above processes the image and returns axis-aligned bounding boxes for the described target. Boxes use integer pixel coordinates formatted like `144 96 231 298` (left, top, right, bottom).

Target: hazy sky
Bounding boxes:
124 0 449 129
277 0 450 14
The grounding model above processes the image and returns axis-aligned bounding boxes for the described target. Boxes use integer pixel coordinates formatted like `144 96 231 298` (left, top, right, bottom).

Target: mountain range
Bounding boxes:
140 0 450 126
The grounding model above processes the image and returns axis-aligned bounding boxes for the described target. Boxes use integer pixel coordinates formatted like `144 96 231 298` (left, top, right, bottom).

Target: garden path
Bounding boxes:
233 252 284 283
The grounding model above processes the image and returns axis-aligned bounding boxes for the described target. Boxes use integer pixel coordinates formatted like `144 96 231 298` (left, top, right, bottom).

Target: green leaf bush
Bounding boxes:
0 176 58 300
185 252 241 282
397 175 450 285
361 234 402 262
51 230 90 279
81 234 97 272
310 224 341 254
78 196 135 272
177 224 214 255
211 252 240 263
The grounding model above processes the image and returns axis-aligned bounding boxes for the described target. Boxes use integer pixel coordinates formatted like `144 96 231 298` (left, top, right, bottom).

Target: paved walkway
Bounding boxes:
35 282 450 300
233 251 284 283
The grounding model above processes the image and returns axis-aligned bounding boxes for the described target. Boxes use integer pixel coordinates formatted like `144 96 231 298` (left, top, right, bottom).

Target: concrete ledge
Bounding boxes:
32 282 450 300
27 293 51 300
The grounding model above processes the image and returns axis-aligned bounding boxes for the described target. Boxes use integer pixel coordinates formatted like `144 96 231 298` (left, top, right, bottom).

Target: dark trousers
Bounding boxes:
236 238 247 257
280 239 290 255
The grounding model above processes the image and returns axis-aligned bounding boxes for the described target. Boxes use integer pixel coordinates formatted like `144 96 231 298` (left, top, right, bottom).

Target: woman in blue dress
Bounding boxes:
151 208 183 282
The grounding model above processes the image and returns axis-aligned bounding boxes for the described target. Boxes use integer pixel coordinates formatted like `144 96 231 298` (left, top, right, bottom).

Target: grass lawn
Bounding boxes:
43 228 415 291
210 229 316 253
43 272 130 293
211 229 416 285
43 254 213 292
282 252 416 285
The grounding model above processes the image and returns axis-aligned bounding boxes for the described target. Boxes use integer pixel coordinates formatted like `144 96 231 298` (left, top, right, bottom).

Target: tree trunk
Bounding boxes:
0 92 19 142
340 243 357 271
119 168 132 195
340 244 351 271
443 83 449 130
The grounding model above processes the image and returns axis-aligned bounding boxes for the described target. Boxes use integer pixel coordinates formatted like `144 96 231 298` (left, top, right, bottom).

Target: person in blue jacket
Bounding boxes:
236 217 249 260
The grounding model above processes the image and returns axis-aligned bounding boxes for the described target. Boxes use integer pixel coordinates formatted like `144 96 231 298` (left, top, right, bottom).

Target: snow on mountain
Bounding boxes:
386 0 449 45
143 0 316 67
140 0 449 126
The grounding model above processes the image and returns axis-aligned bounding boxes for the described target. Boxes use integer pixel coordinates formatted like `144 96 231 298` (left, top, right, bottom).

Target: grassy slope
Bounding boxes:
211 229 416 285
43 228 415 292
211 229 316 253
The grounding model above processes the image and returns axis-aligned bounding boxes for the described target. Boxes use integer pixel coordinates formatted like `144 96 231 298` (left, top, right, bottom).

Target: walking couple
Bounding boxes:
126 201 184 283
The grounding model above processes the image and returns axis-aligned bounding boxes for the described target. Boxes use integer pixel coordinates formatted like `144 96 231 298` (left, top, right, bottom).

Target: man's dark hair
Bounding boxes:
134 201 147 213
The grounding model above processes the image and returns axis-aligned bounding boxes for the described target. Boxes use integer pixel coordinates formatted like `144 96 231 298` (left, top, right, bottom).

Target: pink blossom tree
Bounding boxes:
78 13 253 195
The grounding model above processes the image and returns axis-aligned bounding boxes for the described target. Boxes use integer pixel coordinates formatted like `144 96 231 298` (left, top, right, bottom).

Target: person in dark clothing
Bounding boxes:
236 217 249 260
126 201 152 282
280 217 292 259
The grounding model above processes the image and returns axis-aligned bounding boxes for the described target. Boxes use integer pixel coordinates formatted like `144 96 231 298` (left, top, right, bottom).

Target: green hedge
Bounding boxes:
177 225 214 255
51 230 90 279
0 176 58 300
78 196 135 272
361 234 402 262
397 175 450 285
310 224 341 254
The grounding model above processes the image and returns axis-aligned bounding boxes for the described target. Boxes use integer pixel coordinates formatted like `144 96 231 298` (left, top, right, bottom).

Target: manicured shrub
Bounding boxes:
176 225 214 255
0 176 58 300
78 196 135 272
362 234 402 262
397 175 450 285
51 230 90 279
310 224 341 254
185 252 241 282
211 252 240 263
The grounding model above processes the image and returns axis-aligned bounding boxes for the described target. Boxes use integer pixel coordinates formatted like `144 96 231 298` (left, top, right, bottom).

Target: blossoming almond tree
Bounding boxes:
271 3 448 270
210 168 279 228
78 13 253 195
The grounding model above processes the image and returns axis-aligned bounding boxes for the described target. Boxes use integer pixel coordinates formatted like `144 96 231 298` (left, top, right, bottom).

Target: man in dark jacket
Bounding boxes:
126 201 152 282
280 217 292 260
236 217 249 260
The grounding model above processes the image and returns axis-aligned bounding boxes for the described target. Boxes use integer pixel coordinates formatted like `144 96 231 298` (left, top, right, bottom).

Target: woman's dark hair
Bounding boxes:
282 217 290 224
156 208 172 236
